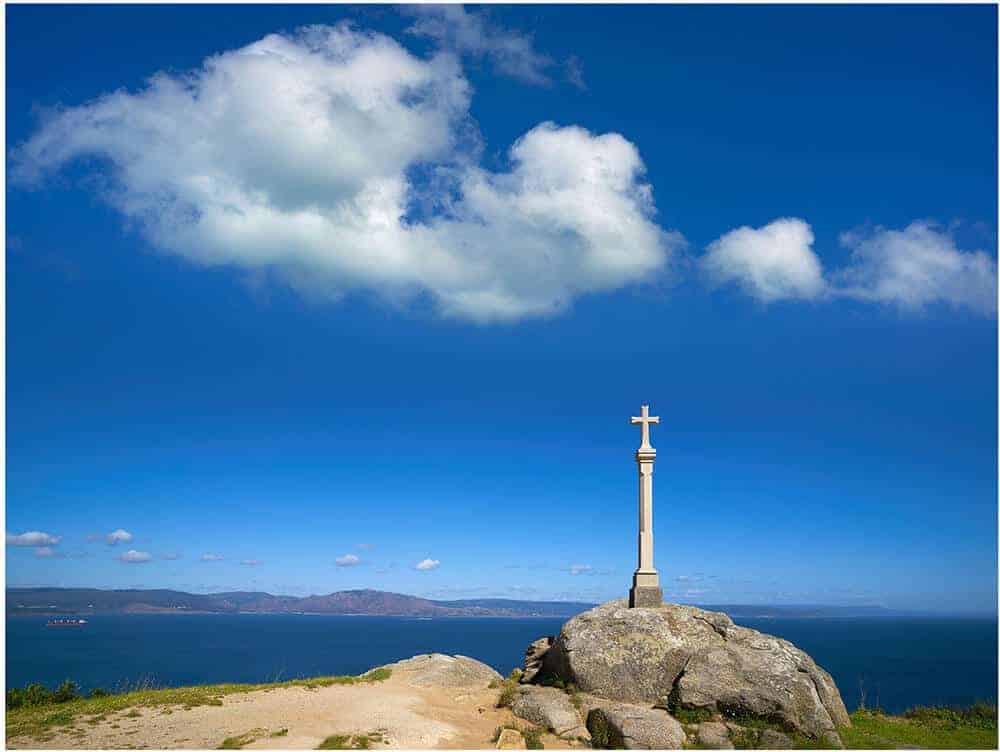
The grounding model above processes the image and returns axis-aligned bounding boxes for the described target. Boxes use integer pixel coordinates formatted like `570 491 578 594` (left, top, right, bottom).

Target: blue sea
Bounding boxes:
6 614 997 715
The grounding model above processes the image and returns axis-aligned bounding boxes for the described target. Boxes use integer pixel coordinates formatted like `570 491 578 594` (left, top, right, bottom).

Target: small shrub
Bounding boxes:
522 725 544 749
23 683 55 707
271 728 289 737
6 688 24 711
507 668 524 683
88 688 110 699
497 683 518 708
53 680 81 704
588 711 611 749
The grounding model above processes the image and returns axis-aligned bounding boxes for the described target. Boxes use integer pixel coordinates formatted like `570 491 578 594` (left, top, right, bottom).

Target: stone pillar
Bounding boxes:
629 406 663 608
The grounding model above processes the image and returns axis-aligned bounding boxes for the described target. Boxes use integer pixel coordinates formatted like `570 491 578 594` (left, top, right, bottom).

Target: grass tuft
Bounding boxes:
522 725 544 749
497 683 518 709
317 733 376 749
218 728 267 749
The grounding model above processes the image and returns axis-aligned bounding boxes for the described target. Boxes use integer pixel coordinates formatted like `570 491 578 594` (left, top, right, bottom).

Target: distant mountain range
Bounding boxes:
5 587 595 617
6 587 904 619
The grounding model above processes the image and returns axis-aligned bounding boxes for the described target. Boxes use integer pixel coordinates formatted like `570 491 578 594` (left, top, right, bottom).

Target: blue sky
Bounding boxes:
6 4 997 613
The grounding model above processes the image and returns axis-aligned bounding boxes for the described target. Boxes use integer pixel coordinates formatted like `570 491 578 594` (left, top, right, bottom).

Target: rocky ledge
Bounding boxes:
511 599 851 749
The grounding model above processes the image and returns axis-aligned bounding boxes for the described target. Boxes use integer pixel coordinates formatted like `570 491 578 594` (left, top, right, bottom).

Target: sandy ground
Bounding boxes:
8 657 580 750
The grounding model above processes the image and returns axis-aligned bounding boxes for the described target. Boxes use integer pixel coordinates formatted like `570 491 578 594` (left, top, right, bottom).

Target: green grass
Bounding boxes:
316 730 386 749
840 706 998 749
6 668 392 741
317 734 354 749
672 706 714 725
317 733 375 749
218 728 267 749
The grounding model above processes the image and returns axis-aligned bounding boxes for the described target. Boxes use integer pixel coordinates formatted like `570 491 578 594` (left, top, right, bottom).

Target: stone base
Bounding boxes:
628 585 663 608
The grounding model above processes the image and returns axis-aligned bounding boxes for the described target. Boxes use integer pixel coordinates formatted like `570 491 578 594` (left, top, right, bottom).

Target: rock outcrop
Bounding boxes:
529 599 850 742
510 686 586 738
521 637 553 684
587 702 686 749
383 653 502 688
696 721 734 749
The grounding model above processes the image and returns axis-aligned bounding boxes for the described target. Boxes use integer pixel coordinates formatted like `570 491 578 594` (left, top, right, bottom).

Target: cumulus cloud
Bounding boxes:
11 24 674 322
335 554 361 567
119 549 152 563
6 531 61 547
200 553 225 562
414 558 441 571
702 218 826 302
105 529 133 545
405 5 556 86
34 547 65 559
568 564 593 576
240 559 262 566
836 222 997 315
703 218 996 316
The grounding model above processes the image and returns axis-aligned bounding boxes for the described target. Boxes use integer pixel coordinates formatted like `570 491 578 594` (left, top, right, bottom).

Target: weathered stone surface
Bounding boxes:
496 728 526 749
757 729 794 749
629 585 663 608
537 599 850 741
521 637 554 684
587 703 685 749
510 686 584 737
821 730 846 749
384 653 502 688
697 721 734 749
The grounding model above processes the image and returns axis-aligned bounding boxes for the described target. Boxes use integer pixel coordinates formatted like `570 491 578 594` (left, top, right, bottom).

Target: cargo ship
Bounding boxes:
46 618 87 627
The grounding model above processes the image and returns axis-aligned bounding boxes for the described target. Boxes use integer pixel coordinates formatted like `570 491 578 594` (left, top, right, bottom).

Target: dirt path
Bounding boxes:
8 655 579 750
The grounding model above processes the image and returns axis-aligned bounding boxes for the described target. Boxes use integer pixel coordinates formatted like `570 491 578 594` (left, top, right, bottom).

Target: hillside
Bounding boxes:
5 587 593 617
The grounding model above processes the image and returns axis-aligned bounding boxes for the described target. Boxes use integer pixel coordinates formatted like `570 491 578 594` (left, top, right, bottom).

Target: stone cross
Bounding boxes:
629 404 663 608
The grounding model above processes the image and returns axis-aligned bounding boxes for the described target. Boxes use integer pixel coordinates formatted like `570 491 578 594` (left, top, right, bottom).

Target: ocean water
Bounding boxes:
6 613 997 715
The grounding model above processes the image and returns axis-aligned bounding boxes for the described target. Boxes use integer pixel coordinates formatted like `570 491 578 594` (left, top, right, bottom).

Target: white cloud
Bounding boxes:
405 5 555 86
12 24 675 322
161 552 181 560
356 543 376 551
105 529 133 545
414 558 441 571
703 218 997 317
568 564 593 576
200 553 225 562
703 218 826 302
836 222 997 315
6 531 61 547
335 554 361 567
240 559 262 566
119 550 152 563
34 547 64 559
